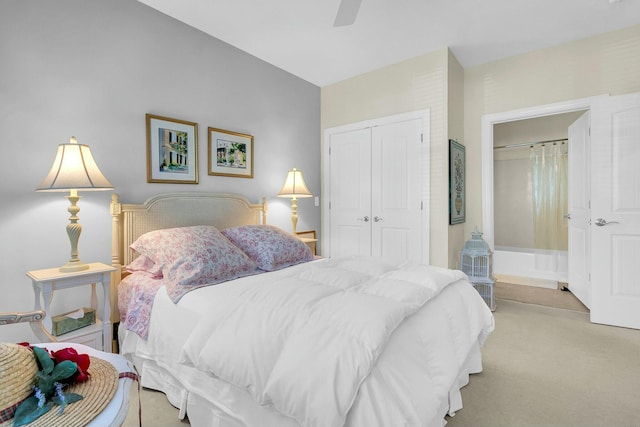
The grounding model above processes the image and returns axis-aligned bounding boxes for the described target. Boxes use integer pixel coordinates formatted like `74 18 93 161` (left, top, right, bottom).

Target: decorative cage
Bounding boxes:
471 282 496 312
460 227 493 282
460 227 496 311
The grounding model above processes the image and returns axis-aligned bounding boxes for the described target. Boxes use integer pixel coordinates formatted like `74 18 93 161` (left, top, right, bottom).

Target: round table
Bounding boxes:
34 342 135 427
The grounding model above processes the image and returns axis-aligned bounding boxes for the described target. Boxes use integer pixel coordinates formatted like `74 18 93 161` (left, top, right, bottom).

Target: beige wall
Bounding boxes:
321 48 451 267
447 51 465 268
464 24 640 239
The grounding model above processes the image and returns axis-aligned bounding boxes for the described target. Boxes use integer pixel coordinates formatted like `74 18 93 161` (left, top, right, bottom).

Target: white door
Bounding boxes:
590 93 640 329
371 119 425 262
329 128 372 258
327 117 426 262
567 112 591 308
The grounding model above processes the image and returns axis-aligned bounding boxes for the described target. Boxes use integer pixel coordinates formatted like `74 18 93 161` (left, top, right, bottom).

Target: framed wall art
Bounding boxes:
208 127 254 178
146 114 198 184
449 139 465 225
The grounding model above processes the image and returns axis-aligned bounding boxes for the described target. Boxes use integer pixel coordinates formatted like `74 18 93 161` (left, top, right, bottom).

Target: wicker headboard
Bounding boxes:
110 192 267 322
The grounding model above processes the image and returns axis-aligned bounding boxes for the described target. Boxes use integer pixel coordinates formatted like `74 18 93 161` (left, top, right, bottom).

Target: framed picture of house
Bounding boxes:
208 127 254 178
146 114 198 184
449 139 465 225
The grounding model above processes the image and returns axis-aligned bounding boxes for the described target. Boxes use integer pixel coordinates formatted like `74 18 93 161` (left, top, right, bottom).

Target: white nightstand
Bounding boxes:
26 262 116 352
295 230 317 255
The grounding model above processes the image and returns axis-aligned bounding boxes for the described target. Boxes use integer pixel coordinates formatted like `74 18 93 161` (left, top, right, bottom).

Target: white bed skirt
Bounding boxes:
121 328 484 427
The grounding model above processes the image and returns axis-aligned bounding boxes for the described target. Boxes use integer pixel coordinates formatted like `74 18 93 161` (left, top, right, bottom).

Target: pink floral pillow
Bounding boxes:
130 226 258 297
221 225 314 272
126 255 163 278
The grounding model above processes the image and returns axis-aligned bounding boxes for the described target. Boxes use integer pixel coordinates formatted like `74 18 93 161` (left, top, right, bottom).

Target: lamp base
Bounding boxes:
59 260 90 272
290 197 298 234
60 192 89 273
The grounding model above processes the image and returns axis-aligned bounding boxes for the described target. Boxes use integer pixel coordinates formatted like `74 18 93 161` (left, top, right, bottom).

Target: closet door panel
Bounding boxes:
371 119 424 262
329 128 372 257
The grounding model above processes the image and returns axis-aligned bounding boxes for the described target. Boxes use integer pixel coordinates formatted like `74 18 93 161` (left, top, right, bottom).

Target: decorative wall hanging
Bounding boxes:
208 127 254 178
146 114 198 184
449 139 465 225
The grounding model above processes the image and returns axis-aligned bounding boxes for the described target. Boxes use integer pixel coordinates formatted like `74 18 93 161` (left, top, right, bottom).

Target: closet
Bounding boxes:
323 111 429 263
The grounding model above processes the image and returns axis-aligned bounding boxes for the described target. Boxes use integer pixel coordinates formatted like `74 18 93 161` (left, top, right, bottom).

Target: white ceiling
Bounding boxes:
136 0 640 87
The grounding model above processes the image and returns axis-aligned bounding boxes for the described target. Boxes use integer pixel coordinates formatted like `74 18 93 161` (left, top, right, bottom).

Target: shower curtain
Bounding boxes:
530 143 568 252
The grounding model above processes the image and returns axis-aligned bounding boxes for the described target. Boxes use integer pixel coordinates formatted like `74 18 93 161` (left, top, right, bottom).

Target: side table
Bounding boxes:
26 262 116 352
295 230 318 255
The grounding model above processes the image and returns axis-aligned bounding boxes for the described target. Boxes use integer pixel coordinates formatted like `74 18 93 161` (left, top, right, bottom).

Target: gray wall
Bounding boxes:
0 0 320 343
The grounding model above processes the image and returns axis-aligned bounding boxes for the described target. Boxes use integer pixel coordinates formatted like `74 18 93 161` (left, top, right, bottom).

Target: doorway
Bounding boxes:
482 93 640 329
481 97 601 306
492 112 584 288
481 97 600 246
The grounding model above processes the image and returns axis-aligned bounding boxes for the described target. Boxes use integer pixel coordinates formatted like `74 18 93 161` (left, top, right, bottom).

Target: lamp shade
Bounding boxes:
36 137 113 192
277 168 312 198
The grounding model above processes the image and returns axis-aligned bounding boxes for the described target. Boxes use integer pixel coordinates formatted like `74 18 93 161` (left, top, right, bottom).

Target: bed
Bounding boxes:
110 192 494 427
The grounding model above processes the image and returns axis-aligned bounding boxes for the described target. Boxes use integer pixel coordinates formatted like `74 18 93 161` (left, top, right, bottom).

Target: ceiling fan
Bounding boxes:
333 0 363 27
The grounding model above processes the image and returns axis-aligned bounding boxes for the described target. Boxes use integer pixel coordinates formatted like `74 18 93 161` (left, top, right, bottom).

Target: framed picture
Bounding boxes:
208 127 254 178
146 114 198 184
449 139 465 225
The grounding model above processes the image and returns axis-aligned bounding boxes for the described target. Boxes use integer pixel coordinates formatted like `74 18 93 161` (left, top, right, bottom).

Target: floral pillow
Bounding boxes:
221 224 314 272
125 255 163 278
130 225 258 298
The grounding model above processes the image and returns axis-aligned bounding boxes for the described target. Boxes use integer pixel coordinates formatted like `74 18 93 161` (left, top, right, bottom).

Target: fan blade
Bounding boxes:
333 0 363 27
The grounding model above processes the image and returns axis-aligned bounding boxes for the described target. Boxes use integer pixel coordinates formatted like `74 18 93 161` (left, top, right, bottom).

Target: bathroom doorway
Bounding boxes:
492 111 585 288
482 93 640 328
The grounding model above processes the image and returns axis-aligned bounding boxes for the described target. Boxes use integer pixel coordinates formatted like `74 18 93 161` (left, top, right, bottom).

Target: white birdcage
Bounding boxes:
460 227 496 311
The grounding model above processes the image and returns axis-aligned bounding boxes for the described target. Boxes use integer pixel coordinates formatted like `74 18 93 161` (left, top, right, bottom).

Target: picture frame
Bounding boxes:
146 114 198 184
449 139 465 225
208 127 254 178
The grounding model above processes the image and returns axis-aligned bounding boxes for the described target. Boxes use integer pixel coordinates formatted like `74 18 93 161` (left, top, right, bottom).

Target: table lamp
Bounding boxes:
36 136 114 272
277 167 312 234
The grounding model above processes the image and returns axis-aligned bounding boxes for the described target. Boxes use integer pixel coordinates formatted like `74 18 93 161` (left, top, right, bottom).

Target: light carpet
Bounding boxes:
446 298 640 427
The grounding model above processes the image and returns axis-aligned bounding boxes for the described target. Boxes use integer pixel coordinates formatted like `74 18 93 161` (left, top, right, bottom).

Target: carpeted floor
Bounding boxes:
446 298 640 427
124 386 189 426
123 285 640 427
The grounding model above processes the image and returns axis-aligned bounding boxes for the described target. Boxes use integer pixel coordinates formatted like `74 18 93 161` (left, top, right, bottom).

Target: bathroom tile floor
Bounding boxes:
494 281 589 313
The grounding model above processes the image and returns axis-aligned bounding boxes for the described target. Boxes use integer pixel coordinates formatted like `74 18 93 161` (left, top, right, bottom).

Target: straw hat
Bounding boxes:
0 344 119 427
0 343 38 420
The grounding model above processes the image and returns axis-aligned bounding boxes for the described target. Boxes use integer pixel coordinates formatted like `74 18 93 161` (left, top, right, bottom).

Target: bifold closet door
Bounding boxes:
329 118 424 262
329 127 373 258
371 119 424 262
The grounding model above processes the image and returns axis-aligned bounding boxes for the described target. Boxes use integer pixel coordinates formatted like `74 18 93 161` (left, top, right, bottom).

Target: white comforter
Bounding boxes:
177 256 494 427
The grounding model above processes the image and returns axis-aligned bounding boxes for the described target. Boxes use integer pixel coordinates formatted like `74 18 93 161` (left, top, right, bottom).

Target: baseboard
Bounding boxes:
494 274 557 290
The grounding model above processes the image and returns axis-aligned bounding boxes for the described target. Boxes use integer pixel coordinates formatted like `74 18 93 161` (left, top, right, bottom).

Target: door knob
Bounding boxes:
374 216 383 222
357 216 370 222
594 218 619 227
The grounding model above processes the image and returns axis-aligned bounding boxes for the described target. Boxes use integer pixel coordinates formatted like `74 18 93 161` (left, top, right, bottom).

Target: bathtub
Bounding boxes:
493 246 568 289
